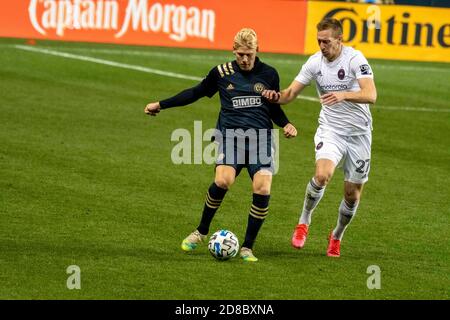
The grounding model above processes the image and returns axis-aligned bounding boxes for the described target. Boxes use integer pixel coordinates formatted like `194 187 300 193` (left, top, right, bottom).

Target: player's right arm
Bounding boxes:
144 67 219 117
262 54 316 105
280 81 306 104
262 80 306 105
144 102 161 116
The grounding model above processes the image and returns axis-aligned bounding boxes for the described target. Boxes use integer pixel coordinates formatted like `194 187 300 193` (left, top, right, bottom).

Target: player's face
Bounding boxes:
233 47 257 71
317 29 342 61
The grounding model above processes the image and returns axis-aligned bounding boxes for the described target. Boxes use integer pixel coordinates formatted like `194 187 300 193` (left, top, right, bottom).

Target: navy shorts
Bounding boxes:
215 131 275 179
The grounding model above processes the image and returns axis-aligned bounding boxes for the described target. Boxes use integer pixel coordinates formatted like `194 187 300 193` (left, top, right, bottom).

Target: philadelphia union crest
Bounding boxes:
254 83 266 93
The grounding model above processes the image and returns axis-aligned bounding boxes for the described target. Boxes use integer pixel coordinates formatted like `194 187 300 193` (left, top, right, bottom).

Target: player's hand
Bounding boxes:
283 123 297 138
262 90 281 103
144 102 161 116
320 92 346 106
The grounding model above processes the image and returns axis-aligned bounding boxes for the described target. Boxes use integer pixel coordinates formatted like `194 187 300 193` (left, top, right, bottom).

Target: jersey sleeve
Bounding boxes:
159 67 219 109
294 55 317 86
269 104 290 128
200 67 220 98
350 51 374 79
268 69 290 128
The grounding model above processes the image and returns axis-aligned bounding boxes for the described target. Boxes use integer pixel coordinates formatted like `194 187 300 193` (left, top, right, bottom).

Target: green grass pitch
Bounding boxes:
0 37 449 299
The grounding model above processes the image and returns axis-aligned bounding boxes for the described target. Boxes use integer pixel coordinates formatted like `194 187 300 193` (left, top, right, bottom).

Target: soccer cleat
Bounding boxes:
291 223 309 249
327 232 341 257
181 230 206 252
240 247 258 262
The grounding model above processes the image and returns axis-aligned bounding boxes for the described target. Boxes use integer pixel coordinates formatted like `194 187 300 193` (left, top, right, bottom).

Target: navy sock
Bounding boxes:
243 193 270 249
197 183 227 235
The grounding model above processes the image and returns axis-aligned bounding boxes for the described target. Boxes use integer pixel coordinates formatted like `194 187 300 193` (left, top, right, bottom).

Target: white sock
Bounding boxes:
332 199 359 240
299 178 325 225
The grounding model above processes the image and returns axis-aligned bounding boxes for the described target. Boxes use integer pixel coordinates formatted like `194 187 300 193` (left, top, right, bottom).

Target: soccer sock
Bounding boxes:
299 177 326 225
242 193 270 250
332 199 359 240
197 183 228 235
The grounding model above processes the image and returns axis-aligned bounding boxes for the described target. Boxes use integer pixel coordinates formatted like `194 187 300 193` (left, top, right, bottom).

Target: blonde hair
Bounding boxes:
233 28 258 50
317 18 343 37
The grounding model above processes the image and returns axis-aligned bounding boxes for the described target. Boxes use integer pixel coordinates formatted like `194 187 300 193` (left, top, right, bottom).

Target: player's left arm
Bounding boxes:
268 69 297 138
347 77 377 104
320 78 377 106
321 52 377 106
269 105 297 138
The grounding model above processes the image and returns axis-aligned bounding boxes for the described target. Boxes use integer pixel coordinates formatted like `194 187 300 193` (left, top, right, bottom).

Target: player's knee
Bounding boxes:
344 190 361 204
253 184 271 195
314 173 331 187
215 177 234 189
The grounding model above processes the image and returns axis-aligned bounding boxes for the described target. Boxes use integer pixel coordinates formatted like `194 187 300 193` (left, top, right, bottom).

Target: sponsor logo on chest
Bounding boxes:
232 96 263 108
317 66 351 91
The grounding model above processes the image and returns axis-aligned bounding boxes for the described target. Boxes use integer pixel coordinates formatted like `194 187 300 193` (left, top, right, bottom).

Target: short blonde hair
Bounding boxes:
233 28 258 50
317 18 343 37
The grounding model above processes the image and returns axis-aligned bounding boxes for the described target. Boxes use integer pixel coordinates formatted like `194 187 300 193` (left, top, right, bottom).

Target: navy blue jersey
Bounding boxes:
160 57 289 131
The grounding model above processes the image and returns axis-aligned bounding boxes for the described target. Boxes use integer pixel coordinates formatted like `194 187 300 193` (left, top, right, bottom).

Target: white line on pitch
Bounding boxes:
295 96 450 113
14 45 202 82
11 44 450 73
12 45 306 66
22 44 450 73
14 45 450 113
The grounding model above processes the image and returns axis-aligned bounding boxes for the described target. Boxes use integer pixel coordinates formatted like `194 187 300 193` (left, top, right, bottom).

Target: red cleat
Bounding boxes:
291 224 309 249
327 232 341 257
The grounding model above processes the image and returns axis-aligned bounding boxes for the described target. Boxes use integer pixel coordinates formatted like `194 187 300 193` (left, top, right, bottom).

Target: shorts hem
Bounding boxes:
344 178 368 185
315 154 339 167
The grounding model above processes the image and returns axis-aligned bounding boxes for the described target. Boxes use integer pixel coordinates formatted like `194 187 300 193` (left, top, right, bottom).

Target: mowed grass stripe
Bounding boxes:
14 45 450 114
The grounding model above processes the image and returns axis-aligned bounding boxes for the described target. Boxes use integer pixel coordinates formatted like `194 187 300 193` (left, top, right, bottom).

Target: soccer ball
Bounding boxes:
208 229 239 260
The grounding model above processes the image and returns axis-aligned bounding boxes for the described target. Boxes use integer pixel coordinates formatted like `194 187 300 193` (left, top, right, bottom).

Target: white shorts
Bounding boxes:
314 127 372 184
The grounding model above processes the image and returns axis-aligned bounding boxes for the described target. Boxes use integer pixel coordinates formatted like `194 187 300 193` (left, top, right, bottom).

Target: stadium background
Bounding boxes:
0 0 449 299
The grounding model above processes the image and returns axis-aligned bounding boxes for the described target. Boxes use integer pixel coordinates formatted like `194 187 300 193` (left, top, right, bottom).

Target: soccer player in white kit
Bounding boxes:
262 18 377 257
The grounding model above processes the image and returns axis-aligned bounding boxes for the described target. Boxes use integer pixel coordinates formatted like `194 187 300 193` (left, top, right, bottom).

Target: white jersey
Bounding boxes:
295 46 374 136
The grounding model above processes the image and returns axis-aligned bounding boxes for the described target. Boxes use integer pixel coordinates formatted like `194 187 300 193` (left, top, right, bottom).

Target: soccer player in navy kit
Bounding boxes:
145 28 297 262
